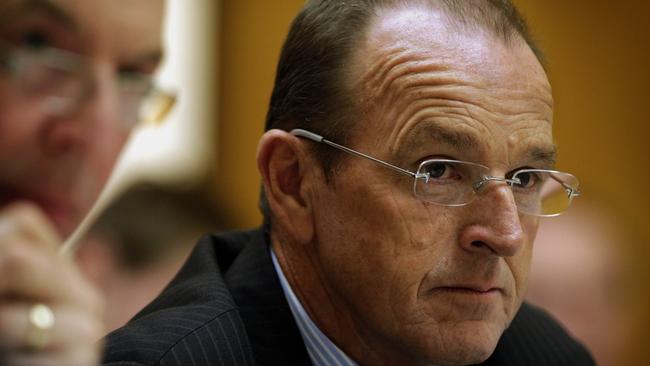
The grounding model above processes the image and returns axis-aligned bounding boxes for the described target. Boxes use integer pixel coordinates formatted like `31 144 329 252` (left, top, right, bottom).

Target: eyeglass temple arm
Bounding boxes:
290 129 418 178
549 174 581 198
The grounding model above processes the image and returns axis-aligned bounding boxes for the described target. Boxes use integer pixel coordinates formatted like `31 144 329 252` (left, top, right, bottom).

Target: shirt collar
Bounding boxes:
270 246 358 366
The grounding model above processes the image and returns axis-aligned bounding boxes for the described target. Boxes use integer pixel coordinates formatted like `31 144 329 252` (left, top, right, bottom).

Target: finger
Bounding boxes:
0 243 102 310
0 302 104 351
0 202 61 252
0 243 73 302
0 302 55 351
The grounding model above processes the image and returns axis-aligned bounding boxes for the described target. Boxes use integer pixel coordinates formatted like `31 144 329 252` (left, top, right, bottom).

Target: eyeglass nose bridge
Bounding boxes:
473 175 521 192
42 80 95 118
34 67 93 118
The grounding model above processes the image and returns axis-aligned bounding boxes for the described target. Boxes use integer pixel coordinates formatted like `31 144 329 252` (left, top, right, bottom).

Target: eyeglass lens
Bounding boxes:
414 160 578 216
3 44 156 128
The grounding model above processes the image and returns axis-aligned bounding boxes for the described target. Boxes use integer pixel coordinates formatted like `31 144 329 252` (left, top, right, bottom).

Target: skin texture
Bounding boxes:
258 6 555 366
0 1 164 365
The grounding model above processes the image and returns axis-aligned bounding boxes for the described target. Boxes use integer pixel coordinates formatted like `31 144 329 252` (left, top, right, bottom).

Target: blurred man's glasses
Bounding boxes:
0 40 175 129
291 129 581 217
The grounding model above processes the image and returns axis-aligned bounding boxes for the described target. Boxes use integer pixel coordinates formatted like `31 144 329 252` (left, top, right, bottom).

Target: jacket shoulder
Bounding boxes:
102 232 258 366
103 305 255 365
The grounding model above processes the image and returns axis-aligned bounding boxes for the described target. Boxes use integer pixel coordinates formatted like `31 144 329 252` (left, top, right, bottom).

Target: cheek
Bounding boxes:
73 124 128 205
91 127 127 175
0 97 69 184
0 95 43 156
315 180 455 323
321 180 445 266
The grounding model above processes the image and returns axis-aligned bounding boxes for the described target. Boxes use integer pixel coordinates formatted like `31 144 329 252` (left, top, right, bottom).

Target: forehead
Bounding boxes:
0 0 164 57
348 6 554 165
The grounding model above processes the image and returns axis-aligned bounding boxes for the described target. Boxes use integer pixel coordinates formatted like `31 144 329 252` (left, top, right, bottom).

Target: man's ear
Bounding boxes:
257 129 314 245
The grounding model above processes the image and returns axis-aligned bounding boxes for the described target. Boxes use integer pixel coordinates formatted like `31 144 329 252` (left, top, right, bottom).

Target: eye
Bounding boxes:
118 65 146 76
2 27 54 50
1 11 81 52
427 162 448 178
117 68 153 97
421 161 460 181
513 170 539 188
16 29 49 48
117 58 159 91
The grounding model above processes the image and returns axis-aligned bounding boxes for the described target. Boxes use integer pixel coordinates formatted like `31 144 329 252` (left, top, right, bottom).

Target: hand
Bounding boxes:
0 202 105 366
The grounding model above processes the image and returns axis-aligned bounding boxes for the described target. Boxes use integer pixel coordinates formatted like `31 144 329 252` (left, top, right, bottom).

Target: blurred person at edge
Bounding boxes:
0 0 166 365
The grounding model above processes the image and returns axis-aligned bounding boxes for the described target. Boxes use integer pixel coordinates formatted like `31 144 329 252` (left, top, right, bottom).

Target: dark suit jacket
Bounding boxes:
102 229 595 366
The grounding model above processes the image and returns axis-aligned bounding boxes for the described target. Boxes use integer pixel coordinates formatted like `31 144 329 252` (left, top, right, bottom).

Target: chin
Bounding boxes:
445 321 504 364
408 319 504 366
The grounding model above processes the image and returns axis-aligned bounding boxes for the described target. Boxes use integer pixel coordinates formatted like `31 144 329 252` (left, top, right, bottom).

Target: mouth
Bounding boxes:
0 185 74 235
435 286 500 294
431 285 503 300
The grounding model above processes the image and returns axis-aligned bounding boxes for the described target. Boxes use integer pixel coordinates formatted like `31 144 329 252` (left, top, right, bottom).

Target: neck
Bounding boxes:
270 231 433 366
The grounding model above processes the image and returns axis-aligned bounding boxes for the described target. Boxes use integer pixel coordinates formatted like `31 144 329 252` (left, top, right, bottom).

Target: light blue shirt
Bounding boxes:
270 247 358 366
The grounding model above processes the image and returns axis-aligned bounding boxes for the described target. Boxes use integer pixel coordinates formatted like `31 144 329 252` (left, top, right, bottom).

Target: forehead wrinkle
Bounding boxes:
357 45 415 94
353 8 554 172
386 81 499 157
483 85 554 121
372 74 552 165
365 53 552 135
358 55 485 149
392 119 484 162
358 46 452 106
394 82 495 119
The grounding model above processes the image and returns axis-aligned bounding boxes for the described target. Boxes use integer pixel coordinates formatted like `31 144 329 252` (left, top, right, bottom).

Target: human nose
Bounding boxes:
458 183 524 257
41 67 117 156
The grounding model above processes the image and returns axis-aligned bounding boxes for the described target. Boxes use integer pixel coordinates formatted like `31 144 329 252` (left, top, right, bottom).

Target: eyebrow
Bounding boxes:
527 145 557 169
142 51 164 66
393 121 482 162
120 50 164 73
395 120 558 168
420 122 480 151
0 0 78 32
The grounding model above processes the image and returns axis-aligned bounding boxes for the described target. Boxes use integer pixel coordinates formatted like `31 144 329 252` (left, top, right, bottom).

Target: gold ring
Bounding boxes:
26 303 55 351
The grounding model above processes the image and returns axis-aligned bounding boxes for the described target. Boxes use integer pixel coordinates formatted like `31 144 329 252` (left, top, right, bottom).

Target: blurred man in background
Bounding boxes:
0 0 166 364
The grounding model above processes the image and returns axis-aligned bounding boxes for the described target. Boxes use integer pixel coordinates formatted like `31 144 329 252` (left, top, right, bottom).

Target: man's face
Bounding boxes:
0 0 164 237
310 8 554 365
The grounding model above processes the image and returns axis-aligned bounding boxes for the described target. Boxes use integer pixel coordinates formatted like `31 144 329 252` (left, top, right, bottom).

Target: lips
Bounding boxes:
427 283 504 318
430 283 504 302
437 284 501 293
435 286 501 294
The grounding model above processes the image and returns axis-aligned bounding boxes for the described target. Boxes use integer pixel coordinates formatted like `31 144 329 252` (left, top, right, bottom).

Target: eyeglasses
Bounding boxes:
291 129 581 217
0 41 175 129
